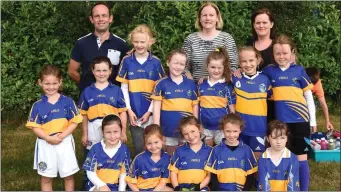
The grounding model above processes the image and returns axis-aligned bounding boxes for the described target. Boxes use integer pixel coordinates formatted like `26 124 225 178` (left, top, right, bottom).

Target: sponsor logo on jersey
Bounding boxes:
128 72 134 76
255 146 261 151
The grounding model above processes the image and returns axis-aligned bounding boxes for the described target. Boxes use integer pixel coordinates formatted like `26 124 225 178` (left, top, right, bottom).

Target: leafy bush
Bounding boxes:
1 1 340 117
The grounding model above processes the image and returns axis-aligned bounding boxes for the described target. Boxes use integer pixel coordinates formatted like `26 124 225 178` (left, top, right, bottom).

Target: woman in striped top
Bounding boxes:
183 2 238 83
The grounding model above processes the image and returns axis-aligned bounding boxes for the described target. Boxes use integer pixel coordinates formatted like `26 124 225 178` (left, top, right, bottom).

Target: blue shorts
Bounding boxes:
239 134 265 152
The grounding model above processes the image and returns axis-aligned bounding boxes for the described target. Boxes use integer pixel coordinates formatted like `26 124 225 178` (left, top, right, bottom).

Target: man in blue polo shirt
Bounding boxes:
68 2 129 93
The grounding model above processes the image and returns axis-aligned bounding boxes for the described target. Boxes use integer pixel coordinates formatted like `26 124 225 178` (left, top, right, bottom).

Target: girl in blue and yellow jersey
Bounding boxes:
126 124 172 191
232 46 272 159
199 47 235 146
205 114 258 191
262 34 316 191
116 24 165 156
170 116 212 191
257 120 300 191
79 56 127 151
151 49 199 155
26 65 83 191
83 114 131 191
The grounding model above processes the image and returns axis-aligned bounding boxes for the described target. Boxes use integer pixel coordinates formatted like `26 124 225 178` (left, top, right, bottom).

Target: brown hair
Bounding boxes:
206 47 232 83
305 67 320 84
101 114 122 131
90 2 111 17
90 56 112 71
166 49 188 66
219 113 244 131
179 116 202 136
273 34 296 52
39 64 62 81
266 120 290 148
251 8 276 40
128 24 155 48
238 46 264 68
144 124 164 145
195 2 223 30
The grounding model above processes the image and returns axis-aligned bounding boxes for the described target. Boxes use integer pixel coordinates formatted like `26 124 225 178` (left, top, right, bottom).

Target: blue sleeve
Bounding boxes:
299 66 313 91
191 81 198 102
117 88 127 110
123 146 131 174
245 147 258 174
161 155 171 179
169 148 181 172
204 147 218 174
65 98 81 121
157 62 166 79
82 147 97 172
127 156 140 179
26 102 43 128
70 40 82 62
116 58 129 84
151 80 164 100
226 83 236 105
78 90 89 115
265 76 273 99
262 66 271 79
287 155 300 191
257 156 271 191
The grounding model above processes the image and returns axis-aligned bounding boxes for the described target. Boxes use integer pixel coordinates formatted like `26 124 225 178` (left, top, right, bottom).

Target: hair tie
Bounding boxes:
215 48 219 52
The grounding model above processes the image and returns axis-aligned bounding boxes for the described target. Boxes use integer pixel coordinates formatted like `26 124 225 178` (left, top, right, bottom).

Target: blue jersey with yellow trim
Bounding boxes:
78 83 127 122
26 95 83 136
199 80 236 130
232 72 271 136
83 142 131 191
151 76 198 137
263 64 313 123
204 139 258 191
257 148 300 191
125 150 170 191
116 52 165 118
169 142 212 189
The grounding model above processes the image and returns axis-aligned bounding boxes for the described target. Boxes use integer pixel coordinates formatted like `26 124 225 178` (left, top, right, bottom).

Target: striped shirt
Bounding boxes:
183 31 238 82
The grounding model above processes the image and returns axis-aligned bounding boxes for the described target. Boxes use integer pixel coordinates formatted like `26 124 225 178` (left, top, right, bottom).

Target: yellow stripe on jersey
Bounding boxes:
272 87 307 105
269 180 289 191
235 88 267 99
136 176 162 189
116 76 128 84
216 168 247 185
302 77 314 92
87 104 122 120
178 169 207 184
236 96 267 116
129 79 156 93
200 96 227 108
41 119 68 136
162 98 194 113
288 106 309 122
97 168 121 184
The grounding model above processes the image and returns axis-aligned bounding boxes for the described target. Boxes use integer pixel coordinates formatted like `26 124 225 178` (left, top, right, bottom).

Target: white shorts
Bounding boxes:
203 129 224 145
33 135 79 178
87 119 103 150
165 137 186 146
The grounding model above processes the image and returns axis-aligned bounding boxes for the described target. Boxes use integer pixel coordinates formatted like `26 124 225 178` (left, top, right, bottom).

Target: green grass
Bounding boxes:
1 110 340 191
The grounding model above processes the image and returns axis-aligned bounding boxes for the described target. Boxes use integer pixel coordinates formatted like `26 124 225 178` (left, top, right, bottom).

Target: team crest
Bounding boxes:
218 90 224 97
109 97 115 104
259 83 266 92
284 171 289 177
38 161 47 172
235 81 241 88
292 77 298 84
240 159 245 169
149 71 153 78
187 90 192 97
85 157 91 165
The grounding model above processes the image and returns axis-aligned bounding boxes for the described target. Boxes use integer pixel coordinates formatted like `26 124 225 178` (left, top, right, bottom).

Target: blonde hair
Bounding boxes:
195 2 223 31
238 46 264 67
128 24 155 46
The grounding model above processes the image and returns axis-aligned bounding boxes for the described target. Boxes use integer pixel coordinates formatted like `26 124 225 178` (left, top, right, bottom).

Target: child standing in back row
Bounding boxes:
263 34 316 191
198 47 235 146
116 24 166 156
26 64 83 191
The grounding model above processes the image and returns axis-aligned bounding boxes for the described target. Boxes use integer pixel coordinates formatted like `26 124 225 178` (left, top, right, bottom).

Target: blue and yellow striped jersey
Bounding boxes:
125 150 170 191
232 72 271 136
116 52 165 118
82 142 131 191
204 139 258 191
198 79 236 130
26 95 82 136
169 142 212 189
263 64 313 123
78 83 127 122
151 75 199 137
257 148 300 191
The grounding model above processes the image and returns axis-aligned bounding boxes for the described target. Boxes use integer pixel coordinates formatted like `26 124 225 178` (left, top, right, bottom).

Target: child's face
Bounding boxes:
38 75 62 97
181 124 202 146
267 131 287 152
132 32 152 55
200 5 218 30
222 122 241 146
273 44 292 68
167 53 187 77
103 123 121 147
92 62 111 83
207 59 224 81
253 13 273 38
145 134 164 155
239 50 260 75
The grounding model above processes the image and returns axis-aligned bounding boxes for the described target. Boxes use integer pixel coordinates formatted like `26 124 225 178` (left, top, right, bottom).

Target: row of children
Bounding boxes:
26 23 328 191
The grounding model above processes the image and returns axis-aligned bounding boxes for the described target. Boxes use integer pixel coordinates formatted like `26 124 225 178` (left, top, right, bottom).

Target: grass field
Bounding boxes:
1 111 340 191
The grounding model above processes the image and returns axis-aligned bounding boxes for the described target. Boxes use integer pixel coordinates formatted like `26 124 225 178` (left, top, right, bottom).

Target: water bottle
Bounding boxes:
320 138 328 150
335 137 340 150
326 130 333 140
328 139 335 150
310 140 321 150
